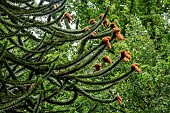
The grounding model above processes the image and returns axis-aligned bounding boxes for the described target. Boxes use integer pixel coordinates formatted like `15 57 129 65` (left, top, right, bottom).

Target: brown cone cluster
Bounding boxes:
102 55 112 64
99 13 109 28
94 63 102 71
88 19 99 37
122 57 129 62
85 27 97 38
110 22 124 40
118 55 130 62
89 19 96 25
131 63 142 72
61 12 72 23
85 27 90 32
102 36 112 49
117 50 132 62
91 32 97 38
121 50 132 59
93 55 112 71
116 95 122 105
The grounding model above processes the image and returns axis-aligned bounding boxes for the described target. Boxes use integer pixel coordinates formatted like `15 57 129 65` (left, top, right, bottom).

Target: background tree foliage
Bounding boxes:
68 0 170 112
0 0 170 113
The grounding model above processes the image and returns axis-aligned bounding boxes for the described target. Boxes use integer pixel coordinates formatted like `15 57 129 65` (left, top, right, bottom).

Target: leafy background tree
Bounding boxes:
68 0 170 112
0 0 170 113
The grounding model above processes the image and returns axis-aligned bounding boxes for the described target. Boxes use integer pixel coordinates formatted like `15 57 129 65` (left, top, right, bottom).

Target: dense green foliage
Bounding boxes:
0 0 170 113
69 0 170 112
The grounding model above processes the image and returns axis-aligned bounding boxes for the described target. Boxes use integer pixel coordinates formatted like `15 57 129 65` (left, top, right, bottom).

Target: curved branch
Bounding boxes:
45 87 78 105
0 77 42 110
75 85 117 103
68 55 124 78
74 69 134 85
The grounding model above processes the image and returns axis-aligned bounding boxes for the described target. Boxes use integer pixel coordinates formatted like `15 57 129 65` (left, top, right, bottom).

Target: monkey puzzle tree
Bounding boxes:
0 0 141 112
